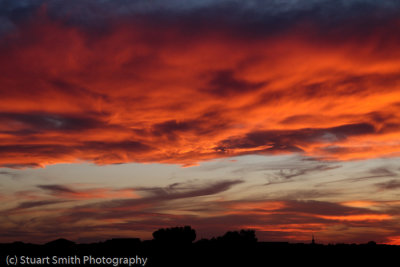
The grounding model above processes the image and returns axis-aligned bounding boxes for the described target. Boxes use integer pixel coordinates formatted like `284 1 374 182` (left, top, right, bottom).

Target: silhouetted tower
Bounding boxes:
311 234 315 245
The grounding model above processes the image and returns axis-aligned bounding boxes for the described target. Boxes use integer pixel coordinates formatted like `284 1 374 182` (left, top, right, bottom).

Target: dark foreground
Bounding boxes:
1 227 398 266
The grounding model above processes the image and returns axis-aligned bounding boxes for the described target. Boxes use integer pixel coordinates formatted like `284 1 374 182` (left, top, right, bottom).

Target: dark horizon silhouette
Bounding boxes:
1 226 398 266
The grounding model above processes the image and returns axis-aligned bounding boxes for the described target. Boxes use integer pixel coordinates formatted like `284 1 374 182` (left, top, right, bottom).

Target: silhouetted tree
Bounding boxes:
152 225 196 244
217 229 257 243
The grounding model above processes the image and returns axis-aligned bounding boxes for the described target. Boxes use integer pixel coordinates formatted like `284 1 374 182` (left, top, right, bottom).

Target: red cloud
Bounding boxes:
1 11 400 168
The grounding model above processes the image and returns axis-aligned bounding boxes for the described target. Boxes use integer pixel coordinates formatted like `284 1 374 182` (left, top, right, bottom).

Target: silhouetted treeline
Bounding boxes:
153 225 196 244
0 226 398 266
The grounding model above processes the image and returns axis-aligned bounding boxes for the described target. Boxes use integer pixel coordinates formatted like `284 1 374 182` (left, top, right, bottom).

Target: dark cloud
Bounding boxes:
150 116 231 141
281 114 322 125
275 189 340 200
81 141 151 153
1 142 149 156
14 200 68 210
38 184 76 194
119 180 242 207
0 112 107 133
0 163 43 169
279 200 372 216
0 170 19 179
216 123 375 153
375 180 400 191
316 167 398 187
151 120 203 141
369 167 398 178
152 120 196 134
328 123 376 137
0 144 75 157
274 165 340 180
150 111 233 141
49 80 112 103
136 179 243 199
0 140 152 168
61 180 243 218
36 181 240 204
345 167 398 183
292 73 400 99
205 70 266 96
258 164 341 187
1 0 400 40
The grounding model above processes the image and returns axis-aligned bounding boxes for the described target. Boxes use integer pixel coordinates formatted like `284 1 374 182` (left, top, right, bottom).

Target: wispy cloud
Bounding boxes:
37 184 139 200
375 180 400 191
0 171 20 179
2 195 398 244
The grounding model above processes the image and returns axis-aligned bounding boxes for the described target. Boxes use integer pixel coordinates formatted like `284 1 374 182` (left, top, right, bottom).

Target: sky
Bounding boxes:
0 0 400 244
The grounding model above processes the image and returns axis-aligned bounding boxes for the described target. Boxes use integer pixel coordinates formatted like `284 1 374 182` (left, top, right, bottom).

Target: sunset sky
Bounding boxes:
1 0 400 245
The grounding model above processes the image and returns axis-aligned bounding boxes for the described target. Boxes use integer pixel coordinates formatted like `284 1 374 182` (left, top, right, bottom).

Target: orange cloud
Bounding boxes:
386 236 400 245
229 201 286 211
341 201 378 208
317 214 392 222
0 11 400 168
